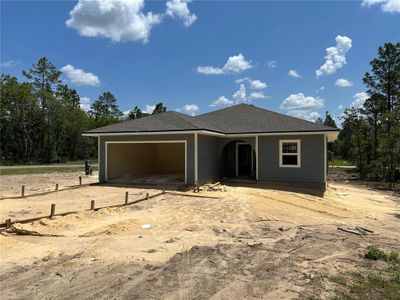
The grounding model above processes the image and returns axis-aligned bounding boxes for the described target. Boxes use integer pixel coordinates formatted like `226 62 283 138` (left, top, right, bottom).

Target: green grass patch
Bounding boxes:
330 246 400 300
332 158 355 167
0 166 98 176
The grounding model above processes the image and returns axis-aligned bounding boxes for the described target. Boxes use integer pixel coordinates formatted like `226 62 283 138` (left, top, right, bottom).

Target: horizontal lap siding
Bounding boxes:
98 134 195 184
198 135 220 183
258 135 325 185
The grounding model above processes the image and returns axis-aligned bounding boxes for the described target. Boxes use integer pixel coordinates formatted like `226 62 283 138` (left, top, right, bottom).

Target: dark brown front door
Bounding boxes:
237 144 252 176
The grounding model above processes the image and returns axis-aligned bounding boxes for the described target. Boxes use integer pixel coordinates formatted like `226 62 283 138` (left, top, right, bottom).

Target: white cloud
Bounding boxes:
250 91 266 99
61 64 100 86
143 104 156 114
288 69 302 78
166 0 197 27
280 93 324 122
209 96 234 107
0 60 19 68
80 97 91 111
66 0 162 43
362 0 400 13
266 60 277 69
196 53 253 75
233 84 247 101
235 77 250 84
287 110 321 122
351 92 369 108
338 104 344 110
281 93 324 111
335 78 353 87
183 103 199 115
316 35 352 77
320 86 325 90
250 79 267 89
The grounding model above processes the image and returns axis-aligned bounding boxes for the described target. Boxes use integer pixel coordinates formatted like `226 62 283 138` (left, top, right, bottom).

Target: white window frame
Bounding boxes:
279 139 301 168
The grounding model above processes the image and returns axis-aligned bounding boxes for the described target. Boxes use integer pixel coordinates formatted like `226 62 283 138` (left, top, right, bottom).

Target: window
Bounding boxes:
279 140 301 167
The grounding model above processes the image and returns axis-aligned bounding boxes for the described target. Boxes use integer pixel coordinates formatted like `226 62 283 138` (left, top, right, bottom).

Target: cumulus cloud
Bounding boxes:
335 78 353 87
143 104 156 114
1 60 19 68
250 92 266 99
209 96 234 107
66 0 163 43
288 69 302 78
351 92 369 108
61 64 100 86
362 0 400 13
196 54 253 75
233 84 247 101
80 97 91 111
280 93 324 121
166 0 197 26
250 79 267 89
316 35 352 77
183 103 199 115
235 77 250 84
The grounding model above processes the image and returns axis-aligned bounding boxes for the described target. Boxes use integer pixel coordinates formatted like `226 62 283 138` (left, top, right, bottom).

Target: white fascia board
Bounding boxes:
82 130 224 137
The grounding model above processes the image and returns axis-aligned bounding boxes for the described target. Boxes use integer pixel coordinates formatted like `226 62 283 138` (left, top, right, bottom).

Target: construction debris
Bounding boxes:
199 182 227 192
337 226 374 236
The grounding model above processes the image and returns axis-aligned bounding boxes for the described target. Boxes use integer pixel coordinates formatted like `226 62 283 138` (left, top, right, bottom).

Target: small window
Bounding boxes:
279 140 301 168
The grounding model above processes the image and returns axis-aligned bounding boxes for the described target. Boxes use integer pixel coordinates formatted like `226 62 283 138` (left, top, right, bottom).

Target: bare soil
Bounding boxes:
0 172 399 299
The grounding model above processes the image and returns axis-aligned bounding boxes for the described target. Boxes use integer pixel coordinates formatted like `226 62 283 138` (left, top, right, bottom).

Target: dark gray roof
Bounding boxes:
84 104 338 135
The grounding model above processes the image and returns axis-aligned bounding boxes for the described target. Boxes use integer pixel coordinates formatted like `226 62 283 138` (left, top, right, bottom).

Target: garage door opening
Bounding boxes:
106 141 186 184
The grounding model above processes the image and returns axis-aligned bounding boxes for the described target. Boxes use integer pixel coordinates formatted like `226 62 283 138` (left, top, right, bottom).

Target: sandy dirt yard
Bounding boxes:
0 172 399 299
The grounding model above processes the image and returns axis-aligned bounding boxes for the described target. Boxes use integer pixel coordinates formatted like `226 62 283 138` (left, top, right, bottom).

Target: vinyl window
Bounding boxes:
279 140 301 168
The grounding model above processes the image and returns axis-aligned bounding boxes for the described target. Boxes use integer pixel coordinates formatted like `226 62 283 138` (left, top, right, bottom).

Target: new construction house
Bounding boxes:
83 104 339 189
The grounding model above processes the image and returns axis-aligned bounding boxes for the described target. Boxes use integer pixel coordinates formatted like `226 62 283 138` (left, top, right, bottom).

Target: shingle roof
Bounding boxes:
84 104 338 135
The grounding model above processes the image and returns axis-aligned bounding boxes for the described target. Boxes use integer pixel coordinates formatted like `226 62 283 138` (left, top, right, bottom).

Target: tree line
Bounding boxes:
319 42 399 188
0 57 166 164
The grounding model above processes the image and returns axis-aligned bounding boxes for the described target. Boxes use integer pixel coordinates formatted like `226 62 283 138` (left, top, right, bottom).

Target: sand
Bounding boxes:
0 171 399 299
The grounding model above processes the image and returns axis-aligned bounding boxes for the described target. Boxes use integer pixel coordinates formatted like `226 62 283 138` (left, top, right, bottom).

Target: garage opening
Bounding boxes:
106 141 186 184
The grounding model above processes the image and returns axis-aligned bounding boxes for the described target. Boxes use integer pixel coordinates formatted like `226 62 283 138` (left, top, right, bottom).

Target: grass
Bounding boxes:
332 158 355 167
330 246 400 300
0 166 98 176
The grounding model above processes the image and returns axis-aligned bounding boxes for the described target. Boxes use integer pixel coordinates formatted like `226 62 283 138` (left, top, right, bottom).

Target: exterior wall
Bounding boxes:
198 135 220 183
258 134 325 189
98 134 195 184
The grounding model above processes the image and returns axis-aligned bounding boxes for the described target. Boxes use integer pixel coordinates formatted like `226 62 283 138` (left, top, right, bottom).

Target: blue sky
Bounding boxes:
1 0 399 123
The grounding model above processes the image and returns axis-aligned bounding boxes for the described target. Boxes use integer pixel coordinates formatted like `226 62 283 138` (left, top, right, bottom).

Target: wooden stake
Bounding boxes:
125 191 129 205
162 186 165 194
146 192 149 200
79 176 82 186
50 204 56 218
90 200 95 210
55 183 59 191
5 219 11 229
21 185 25 198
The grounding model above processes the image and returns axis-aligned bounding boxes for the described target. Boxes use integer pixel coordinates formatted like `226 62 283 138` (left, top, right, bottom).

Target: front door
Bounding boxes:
237 144 252 177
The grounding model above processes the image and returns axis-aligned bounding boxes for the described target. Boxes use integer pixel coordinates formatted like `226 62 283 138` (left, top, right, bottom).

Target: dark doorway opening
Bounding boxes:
237 143 252 177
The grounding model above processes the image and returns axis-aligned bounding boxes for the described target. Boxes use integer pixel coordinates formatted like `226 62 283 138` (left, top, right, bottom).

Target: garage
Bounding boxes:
105 141 187 184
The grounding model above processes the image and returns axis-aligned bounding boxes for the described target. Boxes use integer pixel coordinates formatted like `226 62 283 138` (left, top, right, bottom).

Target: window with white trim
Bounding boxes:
279 140 301 167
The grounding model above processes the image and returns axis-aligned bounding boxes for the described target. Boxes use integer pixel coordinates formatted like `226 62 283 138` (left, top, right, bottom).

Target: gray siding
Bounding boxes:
258 135 325 187
198 135 220 183
98 134 195 184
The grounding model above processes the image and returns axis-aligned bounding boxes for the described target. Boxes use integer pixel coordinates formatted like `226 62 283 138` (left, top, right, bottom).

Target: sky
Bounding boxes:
1 0 400 123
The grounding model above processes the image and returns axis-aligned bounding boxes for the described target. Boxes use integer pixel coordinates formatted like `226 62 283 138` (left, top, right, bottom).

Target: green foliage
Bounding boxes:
152 102 167 114
336 42 400 188
128 106 149 120
365 246 388 261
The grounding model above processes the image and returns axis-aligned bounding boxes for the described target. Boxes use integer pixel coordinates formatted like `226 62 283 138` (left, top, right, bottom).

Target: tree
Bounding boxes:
315 117 323 125
128 106 149 120
90 91 123 127
323 111 337 128
152 102 167 114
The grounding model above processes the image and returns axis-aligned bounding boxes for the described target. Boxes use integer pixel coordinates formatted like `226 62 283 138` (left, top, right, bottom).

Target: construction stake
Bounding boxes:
55 183 59 191
162 186 165 194
5 219 11 229
90 200 95 210
146 192 149 200
125 191 129 205
50 204 56 218
21 185 25 198
79 176 82 186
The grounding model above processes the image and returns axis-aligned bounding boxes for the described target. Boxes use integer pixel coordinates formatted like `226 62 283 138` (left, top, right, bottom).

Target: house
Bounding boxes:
83 104 339 189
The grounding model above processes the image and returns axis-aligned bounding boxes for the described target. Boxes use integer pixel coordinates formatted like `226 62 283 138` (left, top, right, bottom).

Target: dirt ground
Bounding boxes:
0 172 399 299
